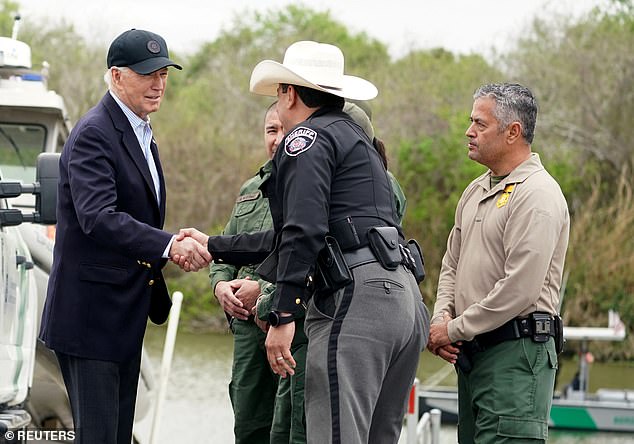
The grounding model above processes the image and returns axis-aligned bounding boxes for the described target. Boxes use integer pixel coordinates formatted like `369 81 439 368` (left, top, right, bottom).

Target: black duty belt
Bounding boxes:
343 245 416 272
473 312 557 350
455 312 562 374
343 246 377 269
330 216 389 250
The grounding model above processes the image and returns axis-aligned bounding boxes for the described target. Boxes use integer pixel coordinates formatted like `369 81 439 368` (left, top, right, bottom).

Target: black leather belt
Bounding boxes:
343 245 415 272
330 217 388 250
473 313 556 350
343 246 377 269
456 312 559 374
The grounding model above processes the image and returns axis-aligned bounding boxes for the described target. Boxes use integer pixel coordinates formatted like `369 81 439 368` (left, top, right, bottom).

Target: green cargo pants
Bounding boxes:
229 319 278 444
270 317 308 444
457 337 558 443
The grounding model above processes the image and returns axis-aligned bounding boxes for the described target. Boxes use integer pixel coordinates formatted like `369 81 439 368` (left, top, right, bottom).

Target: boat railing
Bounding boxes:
404 378 442 444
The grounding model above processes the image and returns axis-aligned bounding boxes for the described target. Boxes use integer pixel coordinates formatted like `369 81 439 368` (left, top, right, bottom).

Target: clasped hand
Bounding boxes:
427 312 461 364
169 228 211 272
215 277 260 320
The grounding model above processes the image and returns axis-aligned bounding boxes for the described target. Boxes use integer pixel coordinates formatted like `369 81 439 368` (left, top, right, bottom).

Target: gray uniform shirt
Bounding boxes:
434 153 570 342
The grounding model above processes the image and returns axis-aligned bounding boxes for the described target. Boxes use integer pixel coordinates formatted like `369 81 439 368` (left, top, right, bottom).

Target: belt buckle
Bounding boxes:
535 319 551 335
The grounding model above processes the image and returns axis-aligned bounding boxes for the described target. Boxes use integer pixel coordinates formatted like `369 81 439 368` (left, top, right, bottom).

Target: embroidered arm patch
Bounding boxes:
284 127 317 156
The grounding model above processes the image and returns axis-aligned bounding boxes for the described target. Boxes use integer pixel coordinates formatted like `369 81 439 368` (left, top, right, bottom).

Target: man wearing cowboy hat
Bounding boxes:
177 40 429 444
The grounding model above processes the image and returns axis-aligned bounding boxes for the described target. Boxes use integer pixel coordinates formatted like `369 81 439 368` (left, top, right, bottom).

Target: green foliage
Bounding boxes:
0 0 18 36
375 49 502 144
373 49 501 303
506 7 634 179
19 19 105 122
394 112 485 302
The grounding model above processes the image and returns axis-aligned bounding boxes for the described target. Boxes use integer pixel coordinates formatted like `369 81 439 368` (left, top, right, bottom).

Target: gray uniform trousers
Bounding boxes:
304 262 430 444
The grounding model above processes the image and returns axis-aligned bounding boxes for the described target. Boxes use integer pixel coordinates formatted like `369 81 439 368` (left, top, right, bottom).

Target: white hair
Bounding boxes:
103 66 130 89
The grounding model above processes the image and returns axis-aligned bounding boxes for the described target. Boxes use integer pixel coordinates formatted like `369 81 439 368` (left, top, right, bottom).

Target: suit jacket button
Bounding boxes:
149 279 155 286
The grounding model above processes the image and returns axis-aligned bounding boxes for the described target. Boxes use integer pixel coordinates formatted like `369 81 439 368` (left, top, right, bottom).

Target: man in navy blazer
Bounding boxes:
39 29 211 444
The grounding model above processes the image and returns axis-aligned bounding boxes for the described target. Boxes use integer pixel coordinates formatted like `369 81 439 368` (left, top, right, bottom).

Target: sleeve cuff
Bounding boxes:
256 293 274 321
447 319 460 343
272 282 305 314
162 235 175 259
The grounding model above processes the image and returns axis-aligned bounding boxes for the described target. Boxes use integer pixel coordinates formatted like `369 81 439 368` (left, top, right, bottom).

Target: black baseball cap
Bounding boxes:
107 29 182 74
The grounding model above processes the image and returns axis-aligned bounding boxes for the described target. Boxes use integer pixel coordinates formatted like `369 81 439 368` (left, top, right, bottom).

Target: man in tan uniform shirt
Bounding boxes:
428 83 570 443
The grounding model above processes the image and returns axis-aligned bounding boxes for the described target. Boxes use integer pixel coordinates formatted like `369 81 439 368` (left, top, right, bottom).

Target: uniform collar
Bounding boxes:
308 105 345 119
475 153 544 193
503 153 544 184
259 159 273 177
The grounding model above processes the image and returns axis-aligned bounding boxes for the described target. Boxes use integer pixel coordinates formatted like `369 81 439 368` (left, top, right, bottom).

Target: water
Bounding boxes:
138 326 634 444
135 327 235 443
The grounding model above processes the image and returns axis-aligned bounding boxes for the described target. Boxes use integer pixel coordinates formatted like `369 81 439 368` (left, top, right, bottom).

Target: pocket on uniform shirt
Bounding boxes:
234 195 259 217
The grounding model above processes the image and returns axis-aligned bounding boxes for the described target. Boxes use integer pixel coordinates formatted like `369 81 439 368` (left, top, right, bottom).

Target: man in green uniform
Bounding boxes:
428 83 570 443
253 281 308 444
210 102 307 443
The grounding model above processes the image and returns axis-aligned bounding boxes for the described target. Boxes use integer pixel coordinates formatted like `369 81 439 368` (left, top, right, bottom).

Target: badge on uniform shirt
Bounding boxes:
285 127 317 157
496 184 515 208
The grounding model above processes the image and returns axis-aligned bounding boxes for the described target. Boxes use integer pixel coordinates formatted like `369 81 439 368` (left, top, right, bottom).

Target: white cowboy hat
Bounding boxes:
249 41 378 101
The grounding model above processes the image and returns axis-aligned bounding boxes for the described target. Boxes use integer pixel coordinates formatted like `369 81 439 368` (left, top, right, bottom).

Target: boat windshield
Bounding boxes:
0 122 46 182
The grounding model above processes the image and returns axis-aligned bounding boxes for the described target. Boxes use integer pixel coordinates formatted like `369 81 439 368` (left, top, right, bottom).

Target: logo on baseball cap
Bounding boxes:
107 29 182 74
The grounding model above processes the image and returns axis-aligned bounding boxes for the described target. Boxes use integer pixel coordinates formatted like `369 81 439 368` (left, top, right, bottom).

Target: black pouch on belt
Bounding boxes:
367 227 401 270
316 235 353 293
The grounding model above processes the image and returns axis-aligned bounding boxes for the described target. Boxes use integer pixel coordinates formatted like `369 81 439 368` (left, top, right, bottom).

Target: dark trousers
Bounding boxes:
56 350 142 444
229 319 277 444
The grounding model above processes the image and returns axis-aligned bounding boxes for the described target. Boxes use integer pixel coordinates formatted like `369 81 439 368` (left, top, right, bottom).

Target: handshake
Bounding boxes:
169 228 212 272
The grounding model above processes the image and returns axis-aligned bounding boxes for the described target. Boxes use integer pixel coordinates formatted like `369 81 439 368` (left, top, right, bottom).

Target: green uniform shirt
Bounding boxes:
388 170 407 224
210 160 274 294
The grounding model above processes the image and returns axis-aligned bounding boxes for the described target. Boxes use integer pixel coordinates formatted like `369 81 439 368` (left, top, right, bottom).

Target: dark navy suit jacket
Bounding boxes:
40 92 173 363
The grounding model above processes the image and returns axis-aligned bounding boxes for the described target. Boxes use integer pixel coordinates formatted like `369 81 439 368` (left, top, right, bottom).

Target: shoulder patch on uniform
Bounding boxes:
285 127 317 157
236 192 260 203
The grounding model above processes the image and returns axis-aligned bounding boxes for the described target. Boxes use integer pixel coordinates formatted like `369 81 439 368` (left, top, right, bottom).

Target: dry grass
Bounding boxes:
564 167 634 359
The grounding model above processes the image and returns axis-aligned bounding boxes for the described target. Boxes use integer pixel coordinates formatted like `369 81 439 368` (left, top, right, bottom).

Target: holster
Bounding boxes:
406 239 426 283
315 236 353 294
454 342 475 374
